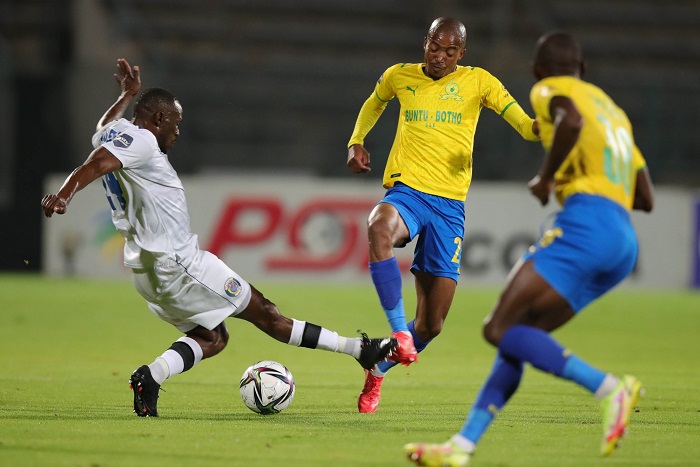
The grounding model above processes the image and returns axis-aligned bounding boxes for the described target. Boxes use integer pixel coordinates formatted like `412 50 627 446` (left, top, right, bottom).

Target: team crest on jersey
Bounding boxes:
113 133 134 148
224 277 242 297
440 82 464 101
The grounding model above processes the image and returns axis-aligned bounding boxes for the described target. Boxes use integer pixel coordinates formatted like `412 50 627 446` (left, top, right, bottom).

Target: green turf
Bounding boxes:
1 274 699 466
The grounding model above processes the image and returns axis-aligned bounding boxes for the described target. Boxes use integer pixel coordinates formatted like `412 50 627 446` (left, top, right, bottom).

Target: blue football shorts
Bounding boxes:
522 193 638 312
380 183 465 281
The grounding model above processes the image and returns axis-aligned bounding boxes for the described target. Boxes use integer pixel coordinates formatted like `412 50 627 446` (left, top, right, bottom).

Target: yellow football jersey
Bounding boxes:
530 76 647 210
349 63 538 201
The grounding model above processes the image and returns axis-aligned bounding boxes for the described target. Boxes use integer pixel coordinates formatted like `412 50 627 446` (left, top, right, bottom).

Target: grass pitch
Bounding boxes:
1 274 699 466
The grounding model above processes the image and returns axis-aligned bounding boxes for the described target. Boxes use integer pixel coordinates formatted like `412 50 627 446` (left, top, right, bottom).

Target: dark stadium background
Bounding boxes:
0 0 697 271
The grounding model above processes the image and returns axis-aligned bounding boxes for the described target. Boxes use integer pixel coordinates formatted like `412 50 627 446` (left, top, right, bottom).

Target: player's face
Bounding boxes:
423 30 465 80
157 101 182 154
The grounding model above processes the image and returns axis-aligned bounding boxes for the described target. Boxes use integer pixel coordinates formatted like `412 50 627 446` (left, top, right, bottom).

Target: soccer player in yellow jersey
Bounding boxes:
347 17 540 414
405 32 654 466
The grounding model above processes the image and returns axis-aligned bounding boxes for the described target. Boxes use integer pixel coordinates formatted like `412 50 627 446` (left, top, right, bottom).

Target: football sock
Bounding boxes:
499 325 568 374
288 319 361 357
594 374 620 400
499 325 606 394
562 355 608 394
449 434 476 454
375 319 429 373
459 353 523 444
369 257 408 333
148 336 204 385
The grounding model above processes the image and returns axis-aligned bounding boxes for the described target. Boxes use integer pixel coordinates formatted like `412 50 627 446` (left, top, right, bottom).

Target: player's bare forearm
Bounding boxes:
97 58 141 131
41 148 122 217
539 98 581 180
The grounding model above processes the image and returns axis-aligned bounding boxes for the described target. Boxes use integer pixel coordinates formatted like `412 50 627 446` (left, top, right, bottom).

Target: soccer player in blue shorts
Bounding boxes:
346 17 540 413
404 31 655 465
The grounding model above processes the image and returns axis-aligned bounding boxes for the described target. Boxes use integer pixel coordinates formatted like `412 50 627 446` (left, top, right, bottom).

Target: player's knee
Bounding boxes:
368 222 393 248
482 319 506 347
414 319 442 341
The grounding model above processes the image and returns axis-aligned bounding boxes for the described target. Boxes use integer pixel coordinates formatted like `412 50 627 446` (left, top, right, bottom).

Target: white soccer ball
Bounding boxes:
239 360 295 415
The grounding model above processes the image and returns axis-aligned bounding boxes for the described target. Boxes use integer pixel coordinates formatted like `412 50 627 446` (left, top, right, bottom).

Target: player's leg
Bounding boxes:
362 192 462 413
234 285 396 370
405 351 522 466
454 198 641 456
366 200 418 365
374 272 456 376
398 190 463 362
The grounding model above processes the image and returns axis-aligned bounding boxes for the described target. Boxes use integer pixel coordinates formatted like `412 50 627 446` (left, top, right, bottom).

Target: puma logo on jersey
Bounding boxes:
406 86 418 96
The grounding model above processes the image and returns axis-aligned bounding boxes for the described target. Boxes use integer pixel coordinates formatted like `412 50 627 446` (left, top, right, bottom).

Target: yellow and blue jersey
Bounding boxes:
530 76 647 210
349 63 538 201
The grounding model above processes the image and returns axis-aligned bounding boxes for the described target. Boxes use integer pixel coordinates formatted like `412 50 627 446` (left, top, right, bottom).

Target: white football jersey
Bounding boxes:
92 118 198 268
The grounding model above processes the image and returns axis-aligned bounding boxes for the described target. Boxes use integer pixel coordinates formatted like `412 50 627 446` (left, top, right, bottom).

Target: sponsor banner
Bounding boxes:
42 175 693 288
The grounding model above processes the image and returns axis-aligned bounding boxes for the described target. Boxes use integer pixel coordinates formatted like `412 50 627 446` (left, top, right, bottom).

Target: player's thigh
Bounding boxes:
487 260 573 335
373 184 427 247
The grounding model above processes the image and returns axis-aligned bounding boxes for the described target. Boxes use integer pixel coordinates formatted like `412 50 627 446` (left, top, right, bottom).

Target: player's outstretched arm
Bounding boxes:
96 58 141 131
41 147 122 218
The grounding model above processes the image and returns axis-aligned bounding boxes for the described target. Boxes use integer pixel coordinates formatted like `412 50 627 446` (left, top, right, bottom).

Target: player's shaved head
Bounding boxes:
533 31 584 79
134 87 179 118
427 17 467 48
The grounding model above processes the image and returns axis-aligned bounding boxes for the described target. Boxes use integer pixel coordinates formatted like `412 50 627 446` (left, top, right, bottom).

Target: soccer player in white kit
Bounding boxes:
41 58 397 417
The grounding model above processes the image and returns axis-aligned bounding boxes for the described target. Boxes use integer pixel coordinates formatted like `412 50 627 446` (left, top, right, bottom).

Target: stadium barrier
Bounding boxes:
43 174 696 288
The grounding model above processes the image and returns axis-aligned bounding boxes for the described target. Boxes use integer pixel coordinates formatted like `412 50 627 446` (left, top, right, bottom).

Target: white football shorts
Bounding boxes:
131 250 252 332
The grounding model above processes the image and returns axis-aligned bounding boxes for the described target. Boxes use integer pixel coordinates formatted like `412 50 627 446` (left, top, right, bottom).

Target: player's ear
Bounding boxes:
579 60 587 78
152 111 165 127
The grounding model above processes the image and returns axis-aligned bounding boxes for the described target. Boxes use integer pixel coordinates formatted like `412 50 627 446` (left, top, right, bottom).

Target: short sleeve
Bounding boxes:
101 131 154 170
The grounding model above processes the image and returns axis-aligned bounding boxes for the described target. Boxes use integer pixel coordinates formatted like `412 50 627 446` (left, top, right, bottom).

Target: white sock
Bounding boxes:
149 357 169 385
147 336 203 386
450 434 476 454
594 374 620 400
288 319 360 356
337 336 362 358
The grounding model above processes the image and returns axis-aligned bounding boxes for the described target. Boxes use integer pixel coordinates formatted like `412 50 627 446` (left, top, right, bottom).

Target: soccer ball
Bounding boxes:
239 360 295 415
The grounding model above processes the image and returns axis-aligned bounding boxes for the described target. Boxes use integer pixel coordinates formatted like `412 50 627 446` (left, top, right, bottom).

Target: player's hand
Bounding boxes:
114 58 141 97
528 174 552 206
41 194 68 218
347 144 371 174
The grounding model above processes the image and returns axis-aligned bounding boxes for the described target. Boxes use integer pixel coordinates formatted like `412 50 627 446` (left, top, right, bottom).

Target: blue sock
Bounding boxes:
369 258 407 333
499 325 606 394
460 353 523 444
376 320 429 374
562 355 606 394
499 325 568 375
